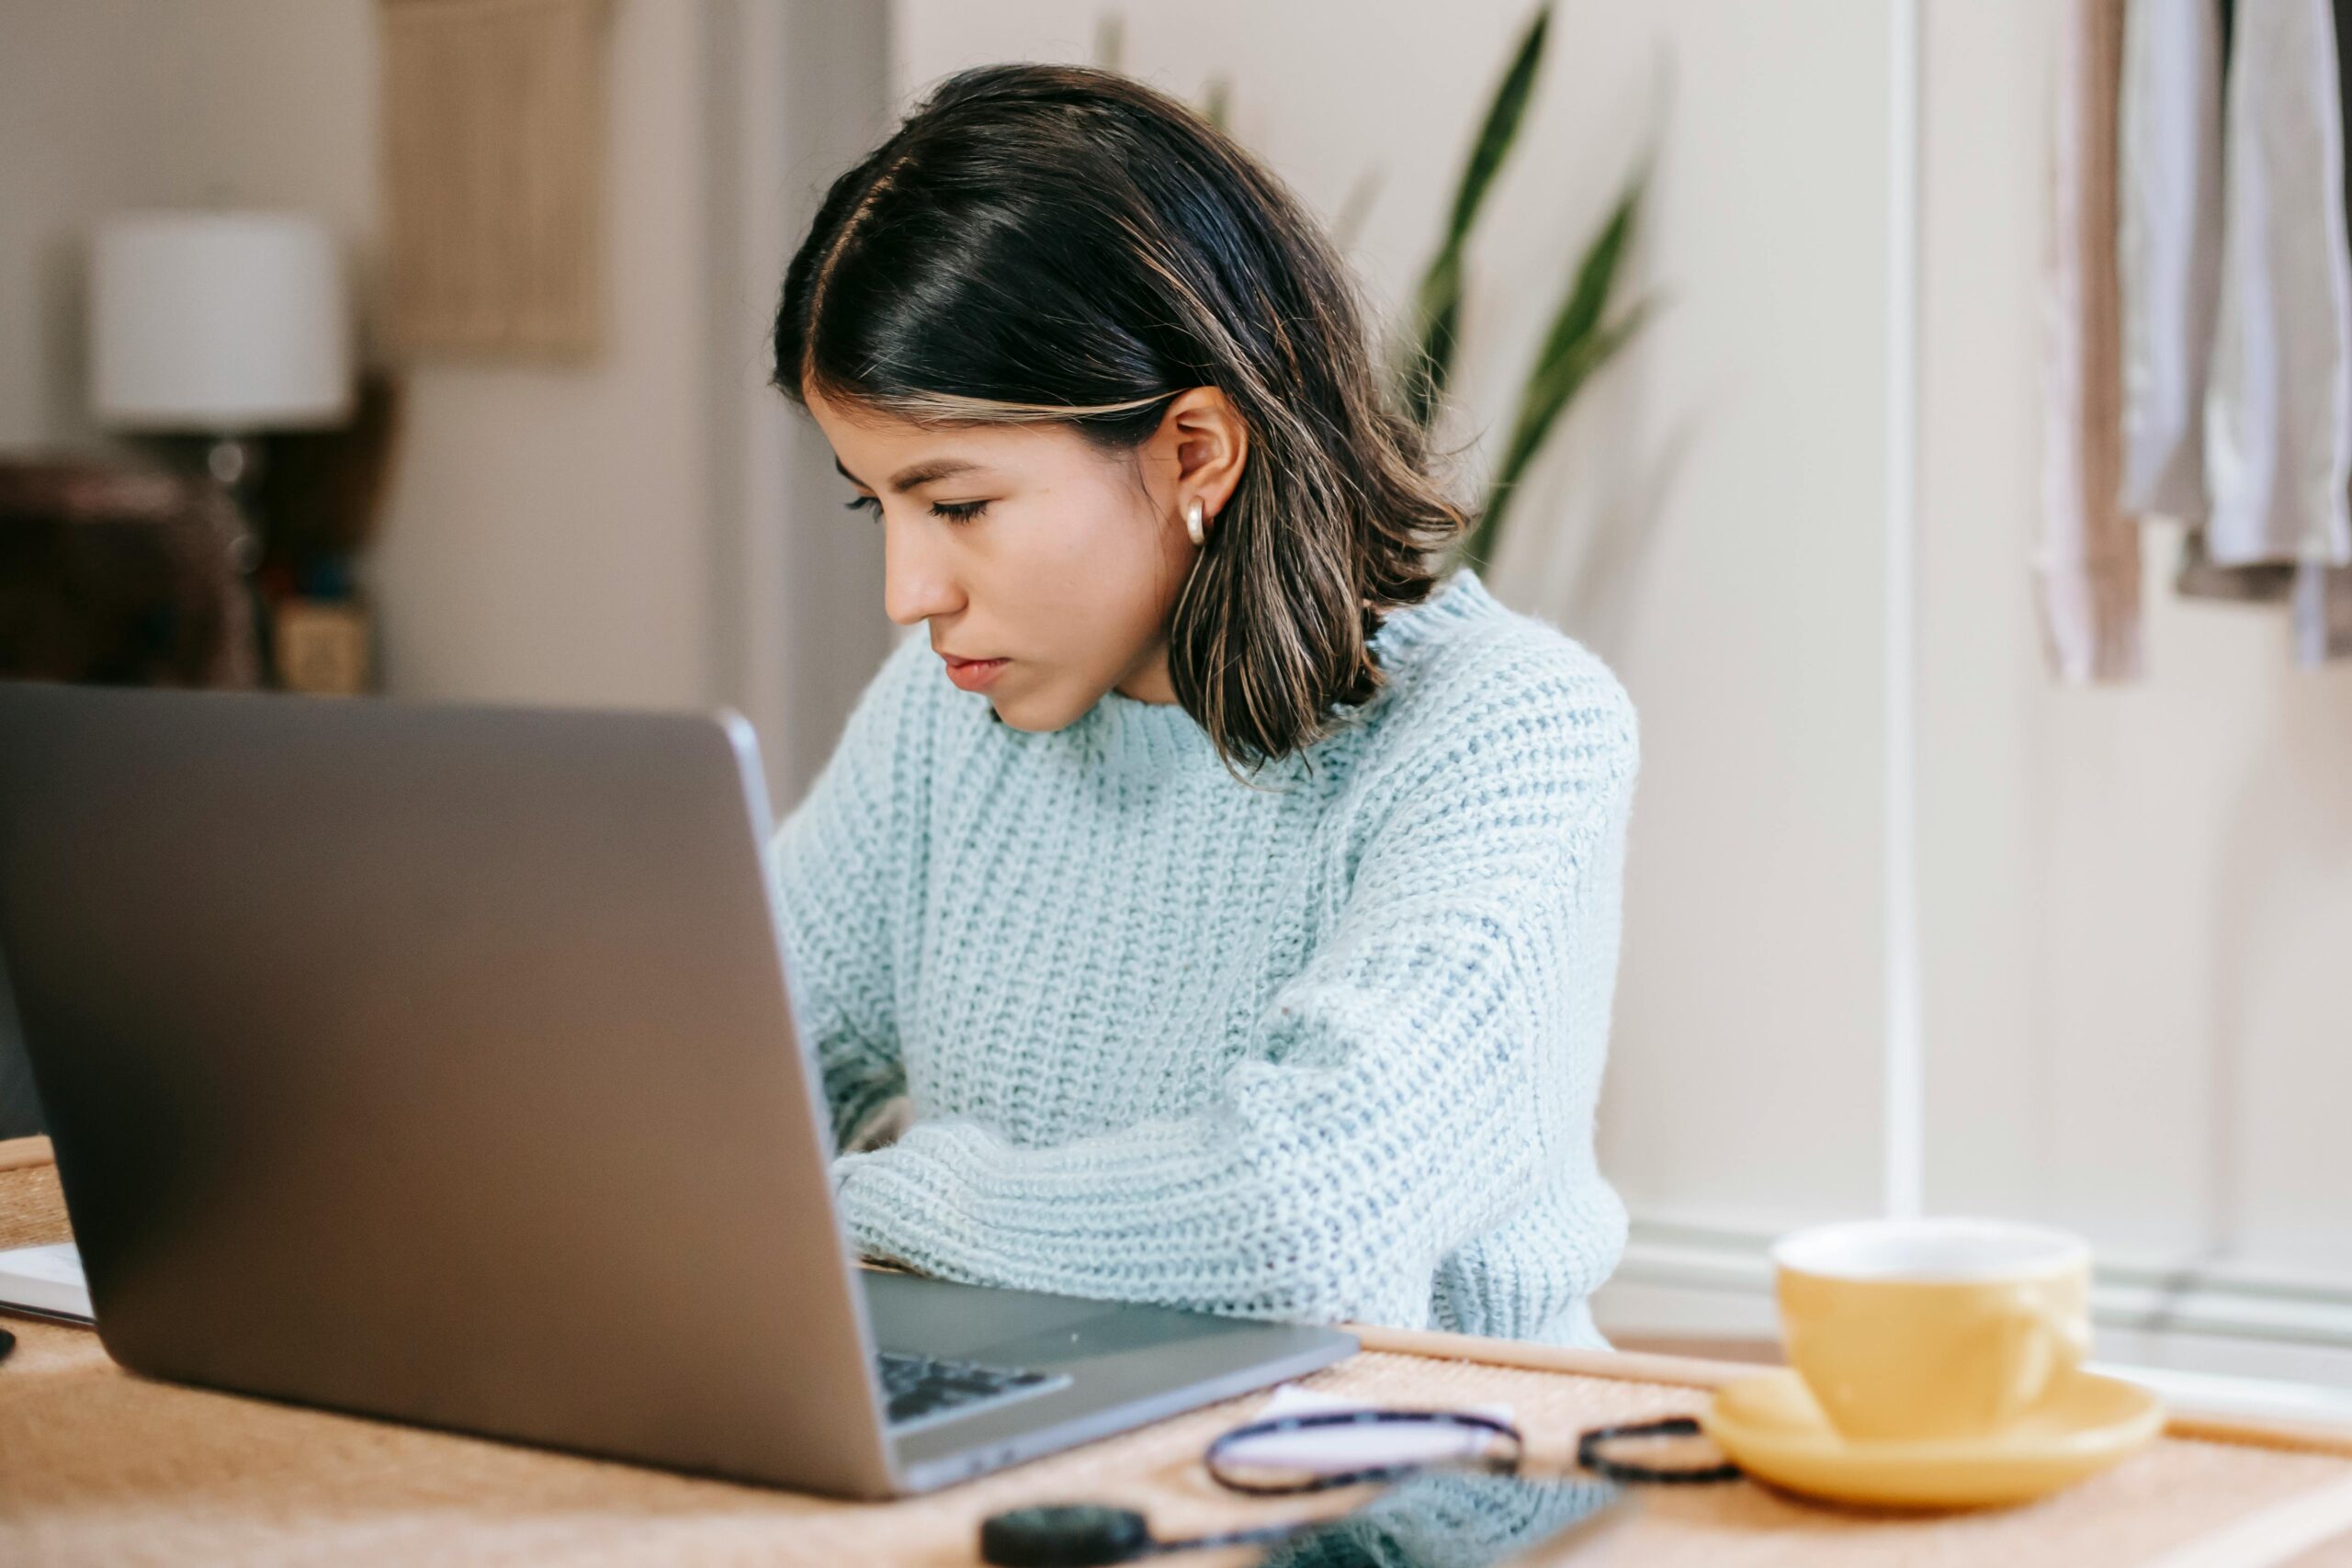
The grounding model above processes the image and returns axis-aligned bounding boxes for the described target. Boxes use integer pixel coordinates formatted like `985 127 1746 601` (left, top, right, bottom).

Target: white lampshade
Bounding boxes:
90 210 353 434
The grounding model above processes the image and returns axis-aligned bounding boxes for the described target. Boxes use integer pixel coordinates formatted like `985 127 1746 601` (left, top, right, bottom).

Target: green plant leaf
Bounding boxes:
1389 4 1551 428
1446 6 1550 241
1201 73 1233 132
1457 172 1655 573
1519 174 1643 423
1459 299 1652 573
1399 252 1465 432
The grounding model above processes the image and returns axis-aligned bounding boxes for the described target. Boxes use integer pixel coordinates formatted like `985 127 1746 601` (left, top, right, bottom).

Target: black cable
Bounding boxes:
978 1505 1305 1567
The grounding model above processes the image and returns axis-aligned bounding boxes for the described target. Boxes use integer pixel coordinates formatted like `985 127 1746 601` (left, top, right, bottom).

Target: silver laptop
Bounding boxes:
0 681 1353 1497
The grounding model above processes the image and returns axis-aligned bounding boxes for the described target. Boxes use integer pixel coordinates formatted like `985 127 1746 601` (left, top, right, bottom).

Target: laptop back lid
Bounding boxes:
0 682 899 1496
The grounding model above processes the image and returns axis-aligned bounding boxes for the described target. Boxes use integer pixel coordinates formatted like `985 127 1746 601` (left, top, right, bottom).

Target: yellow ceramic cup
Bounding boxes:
1771 1219 2092 1445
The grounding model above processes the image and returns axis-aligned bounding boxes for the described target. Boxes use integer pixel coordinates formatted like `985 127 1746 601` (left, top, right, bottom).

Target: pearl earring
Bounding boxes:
1185 498 1207 547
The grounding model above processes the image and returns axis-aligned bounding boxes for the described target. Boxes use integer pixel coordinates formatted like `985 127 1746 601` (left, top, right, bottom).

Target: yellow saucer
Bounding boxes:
1699 1367 2164 1509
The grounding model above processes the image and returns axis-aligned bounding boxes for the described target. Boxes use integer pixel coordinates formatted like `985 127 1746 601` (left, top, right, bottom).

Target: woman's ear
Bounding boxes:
1154 386 1249 524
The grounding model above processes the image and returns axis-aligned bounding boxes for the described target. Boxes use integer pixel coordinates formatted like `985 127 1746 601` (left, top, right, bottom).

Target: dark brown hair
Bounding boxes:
772 62 1469 775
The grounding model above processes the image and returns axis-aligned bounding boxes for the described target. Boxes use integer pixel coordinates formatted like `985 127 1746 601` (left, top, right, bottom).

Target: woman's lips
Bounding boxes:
943 655 1010 692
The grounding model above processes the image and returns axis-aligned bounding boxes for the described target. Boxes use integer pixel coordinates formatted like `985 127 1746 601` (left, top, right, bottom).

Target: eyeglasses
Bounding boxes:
1204 1406 1527 1495
1204 1406 1743 1495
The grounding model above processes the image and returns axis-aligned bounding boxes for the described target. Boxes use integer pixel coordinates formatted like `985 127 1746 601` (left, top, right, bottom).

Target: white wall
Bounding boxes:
0 5 216 447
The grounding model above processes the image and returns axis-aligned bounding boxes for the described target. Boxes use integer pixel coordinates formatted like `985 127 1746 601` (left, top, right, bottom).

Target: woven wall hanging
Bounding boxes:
377 0 615 361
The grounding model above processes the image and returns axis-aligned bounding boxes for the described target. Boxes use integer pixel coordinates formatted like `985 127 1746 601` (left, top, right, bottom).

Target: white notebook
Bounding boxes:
0 1242 93 1324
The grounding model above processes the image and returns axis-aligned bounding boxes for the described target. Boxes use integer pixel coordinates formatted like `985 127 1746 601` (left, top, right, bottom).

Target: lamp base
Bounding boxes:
200 434 276 683
203 436 266 575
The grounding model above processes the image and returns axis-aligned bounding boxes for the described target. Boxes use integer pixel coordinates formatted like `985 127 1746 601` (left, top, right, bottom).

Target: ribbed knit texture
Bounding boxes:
768 568 1638 1346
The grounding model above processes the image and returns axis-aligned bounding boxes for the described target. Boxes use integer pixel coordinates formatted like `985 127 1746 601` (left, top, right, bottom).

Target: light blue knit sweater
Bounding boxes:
769 567 1637 1346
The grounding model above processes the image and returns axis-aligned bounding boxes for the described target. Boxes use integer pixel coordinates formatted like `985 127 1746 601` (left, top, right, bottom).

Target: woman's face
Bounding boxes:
805 383 1246 733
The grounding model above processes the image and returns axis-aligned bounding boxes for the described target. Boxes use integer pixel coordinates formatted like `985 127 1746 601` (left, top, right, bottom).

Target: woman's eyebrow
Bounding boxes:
832 456 989 492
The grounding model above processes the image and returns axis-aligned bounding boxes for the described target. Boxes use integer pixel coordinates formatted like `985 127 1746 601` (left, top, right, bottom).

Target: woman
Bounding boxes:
768 63 1637 1348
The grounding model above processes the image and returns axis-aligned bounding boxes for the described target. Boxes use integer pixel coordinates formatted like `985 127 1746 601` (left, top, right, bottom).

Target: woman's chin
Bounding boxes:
989 683 1091 734
986 688 1043 731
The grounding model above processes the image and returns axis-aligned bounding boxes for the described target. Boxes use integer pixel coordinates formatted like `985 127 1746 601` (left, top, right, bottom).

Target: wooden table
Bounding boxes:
6 1135 2352 1566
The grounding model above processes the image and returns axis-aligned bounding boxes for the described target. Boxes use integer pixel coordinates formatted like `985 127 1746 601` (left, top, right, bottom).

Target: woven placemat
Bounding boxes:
6 1151 2352 1566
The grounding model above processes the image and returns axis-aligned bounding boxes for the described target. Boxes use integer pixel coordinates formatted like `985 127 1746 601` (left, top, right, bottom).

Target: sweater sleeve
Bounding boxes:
831 648 1638 1325
770 636 929 1154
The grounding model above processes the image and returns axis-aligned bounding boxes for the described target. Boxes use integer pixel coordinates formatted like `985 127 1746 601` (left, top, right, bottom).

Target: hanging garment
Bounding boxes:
2200 0 2352 571
2290 552 2352 659
2118 0 2224 524
2041 0 2143 682
2300 0 2352 660
2188 0 2352 659
2114 0 2352 664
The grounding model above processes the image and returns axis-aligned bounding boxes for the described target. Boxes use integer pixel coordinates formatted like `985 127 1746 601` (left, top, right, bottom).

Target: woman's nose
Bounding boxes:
880 519 964 627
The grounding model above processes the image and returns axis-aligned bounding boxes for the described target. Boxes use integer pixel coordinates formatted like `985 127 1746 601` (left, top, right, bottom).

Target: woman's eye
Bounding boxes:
839 494 989 524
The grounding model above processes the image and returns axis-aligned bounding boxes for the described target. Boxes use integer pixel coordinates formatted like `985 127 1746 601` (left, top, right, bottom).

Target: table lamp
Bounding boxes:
88 209 354 572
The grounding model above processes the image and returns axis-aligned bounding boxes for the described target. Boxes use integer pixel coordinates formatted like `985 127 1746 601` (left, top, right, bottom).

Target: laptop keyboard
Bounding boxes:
876 1349 1072 1432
